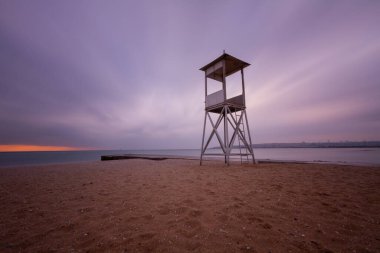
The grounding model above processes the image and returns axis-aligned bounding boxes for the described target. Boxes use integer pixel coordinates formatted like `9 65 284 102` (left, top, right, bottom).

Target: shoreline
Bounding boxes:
101 154 380 167
1 148 380 168
1 156 380 169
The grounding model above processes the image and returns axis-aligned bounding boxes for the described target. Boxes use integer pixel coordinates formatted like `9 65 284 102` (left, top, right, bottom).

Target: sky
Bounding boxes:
0 0 379 151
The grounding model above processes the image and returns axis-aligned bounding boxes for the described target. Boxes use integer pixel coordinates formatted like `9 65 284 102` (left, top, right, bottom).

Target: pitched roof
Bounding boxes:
199 53 250 80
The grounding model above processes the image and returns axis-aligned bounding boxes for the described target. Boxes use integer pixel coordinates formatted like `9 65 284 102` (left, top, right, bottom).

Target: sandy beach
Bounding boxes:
0 159 379 252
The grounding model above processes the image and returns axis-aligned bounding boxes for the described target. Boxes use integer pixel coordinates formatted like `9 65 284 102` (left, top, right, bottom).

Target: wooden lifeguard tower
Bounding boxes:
200 52 256 165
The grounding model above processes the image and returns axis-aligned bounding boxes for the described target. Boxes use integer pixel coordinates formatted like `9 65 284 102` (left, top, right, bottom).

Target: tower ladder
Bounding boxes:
234 111 249 164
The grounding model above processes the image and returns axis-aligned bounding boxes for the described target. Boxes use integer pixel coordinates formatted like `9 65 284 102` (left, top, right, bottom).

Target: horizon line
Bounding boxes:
1 141 380 152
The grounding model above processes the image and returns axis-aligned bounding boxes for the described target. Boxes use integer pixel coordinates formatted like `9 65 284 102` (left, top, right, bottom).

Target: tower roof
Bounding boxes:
200 53 250 81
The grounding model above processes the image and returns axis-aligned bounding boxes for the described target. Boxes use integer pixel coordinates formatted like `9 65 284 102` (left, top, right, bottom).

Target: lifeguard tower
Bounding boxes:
199 52 256 165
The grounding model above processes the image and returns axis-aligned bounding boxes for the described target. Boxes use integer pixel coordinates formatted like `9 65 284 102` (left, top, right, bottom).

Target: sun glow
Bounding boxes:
0 145 86 152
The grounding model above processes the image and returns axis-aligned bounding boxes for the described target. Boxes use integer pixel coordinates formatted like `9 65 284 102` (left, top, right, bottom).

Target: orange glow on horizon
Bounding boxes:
0 145 88 152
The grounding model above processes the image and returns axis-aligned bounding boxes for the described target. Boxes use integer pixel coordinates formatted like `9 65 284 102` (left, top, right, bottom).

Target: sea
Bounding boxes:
0 148 380 167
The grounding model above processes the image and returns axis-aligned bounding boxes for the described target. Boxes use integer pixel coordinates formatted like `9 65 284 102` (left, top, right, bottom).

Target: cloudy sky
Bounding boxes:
0 0 379 151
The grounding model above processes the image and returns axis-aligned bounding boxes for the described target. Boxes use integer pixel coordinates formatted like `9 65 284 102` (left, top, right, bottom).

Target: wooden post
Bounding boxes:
200 111 207 165
224 105 229 165
222 60 227 100
205 72 207 98
241 69 246 106
244 110 256 164
222 60 228 164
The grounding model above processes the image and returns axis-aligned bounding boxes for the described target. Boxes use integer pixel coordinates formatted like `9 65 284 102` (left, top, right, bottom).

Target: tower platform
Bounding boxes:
206 97 245 114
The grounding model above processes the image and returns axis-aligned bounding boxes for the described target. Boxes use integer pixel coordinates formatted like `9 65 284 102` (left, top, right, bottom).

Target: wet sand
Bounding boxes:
0 159 379 252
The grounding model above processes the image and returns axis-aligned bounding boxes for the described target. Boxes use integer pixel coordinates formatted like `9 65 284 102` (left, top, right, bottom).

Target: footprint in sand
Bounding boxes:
138 232 156 240
196 196 205 202
206 181 213 186
182 199 195 206
310 240 334 253
142 214 154 220
246 214 263 224
189 208 202 217
78 207 93 214
157 204 171 215
173 206 189 215
315 191 331 197
260 223 272 229
175 217 202 239
217 214 230 222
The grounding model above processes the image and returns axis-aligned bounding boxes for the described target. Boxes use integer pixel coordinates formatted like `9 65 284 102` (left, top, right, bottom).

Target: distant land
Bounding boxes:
212 141 380 149
252 141 380 148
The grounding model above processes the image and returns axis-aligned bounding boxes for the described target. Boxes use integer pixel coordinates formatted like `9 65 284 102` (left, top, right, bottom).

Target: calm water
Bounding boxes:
0 148 379 167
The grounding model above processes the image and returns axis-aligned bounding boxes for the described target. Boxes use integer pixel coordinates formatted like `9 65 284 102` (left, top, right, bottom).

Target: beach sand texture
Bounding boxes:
0 159 379 252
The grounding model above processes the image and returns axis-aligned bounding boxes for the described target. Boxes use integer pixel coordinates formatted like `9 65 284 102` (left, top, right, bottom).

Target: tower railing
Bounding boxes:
205 90 224 108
